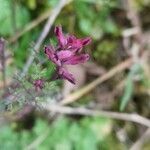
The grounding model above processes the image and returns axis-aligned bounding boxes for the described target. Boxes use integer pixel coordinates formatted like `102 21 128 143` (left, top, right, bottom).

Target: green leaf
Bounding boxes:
48 0 60 7
27 0 36 10
120 75 134 111
0 0 30 36
79 18 92 35
120 64 142 111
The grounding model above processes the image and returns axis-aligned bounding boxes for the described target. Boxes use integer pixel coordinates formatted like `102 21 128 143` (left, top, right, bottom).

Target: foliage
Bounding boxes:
0 0 30 36
0 117 124 150
0 0 149 149
120 63 144 111
74 0 119 40
93 40 118 67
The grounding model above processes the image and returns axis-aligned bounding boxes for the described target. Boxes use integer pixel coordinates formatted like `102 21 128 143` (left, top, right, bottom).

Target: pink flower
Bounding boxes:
33 79 44 92
44 26 91 84
54 26 91 52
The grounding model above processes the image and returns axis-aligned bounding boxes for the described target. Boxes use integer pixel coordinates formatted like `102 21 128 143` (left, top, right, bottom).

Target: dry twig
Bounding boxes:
44 105 150 128
60 58 133 105
0 38 6 88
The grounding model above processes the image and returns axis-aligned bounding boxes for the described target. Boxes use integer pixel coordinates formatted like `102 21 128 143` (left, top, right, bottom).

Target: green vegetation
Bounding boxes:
0 0 149 149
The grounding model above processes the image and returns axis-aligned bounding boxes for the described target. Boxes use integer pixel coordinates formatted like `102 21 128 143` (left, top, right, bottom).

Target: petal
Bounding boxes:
44 45 55 58
57 50 75 61
68 38 82 50
67 35 76 43
54 26 67 47
54 26 62 36
57 67 75 84
44 45 61 66
67 36 91 52
63 54 89 65
81 37 91 46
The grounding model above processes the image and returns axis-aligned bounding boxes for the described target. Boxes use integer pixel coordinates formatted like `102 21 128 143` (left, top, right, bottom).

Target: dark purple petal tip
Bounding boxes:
54 26 62 36
57 67 75 84
81 37 92 46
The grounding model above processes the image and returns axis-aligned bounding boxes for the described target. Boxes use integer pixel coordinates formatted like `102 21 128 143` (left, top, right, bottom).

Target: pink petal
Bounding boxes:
44 45 55 58
57 67 75 84
63 54 89 65
57 50 75 61
44 46 61 66
54 26 67 47
81 37 91 46
67 35 76 43
68 38 82 49
66 37 91 53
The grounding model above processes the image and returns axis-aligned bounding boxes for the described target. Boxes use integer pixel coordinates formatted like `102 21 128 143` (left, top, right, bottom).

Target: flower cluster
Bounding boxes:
44 26 91 84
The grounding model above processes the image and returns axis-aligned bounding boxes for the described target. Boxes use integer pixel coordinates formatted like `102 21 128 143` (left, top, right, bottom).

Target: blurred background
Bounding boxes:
0 0 150 149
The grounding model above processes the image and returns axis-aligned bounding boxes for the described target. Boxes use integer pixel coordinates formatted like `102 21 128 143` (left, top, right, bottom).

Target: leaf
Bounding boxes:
0 0 30 36
120 64 142 111
27 0 36 10
79 18 92 35
48 0 60 7
120 75 134 111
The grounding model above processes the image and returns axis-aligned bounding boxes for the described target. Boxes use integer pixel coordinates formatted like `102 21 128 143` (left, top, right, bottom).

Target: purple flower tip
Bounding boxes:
57 67 75 84
44 26 92 84
33 79 44 92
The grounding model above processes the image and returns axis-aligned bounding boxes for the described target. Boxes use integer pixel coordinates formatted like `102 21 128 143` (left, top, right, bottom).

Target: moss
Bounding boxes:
93 40 118 68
